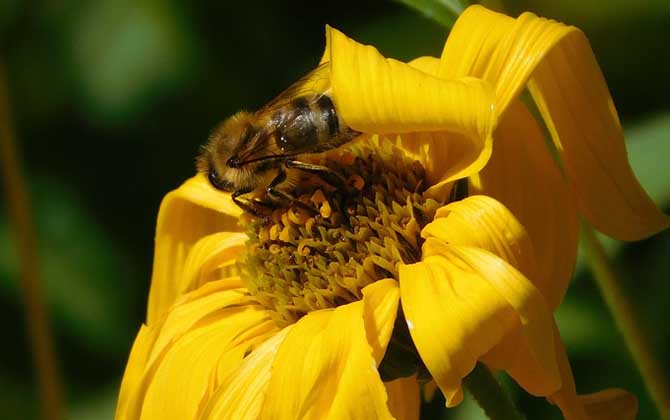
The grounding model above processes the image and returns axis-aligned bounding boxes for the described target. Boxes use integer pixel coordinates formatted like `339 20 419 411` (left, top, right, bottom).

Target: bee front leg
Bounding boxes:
232 188 275 221
284 159 348 192
284 159 353 226
266 168 317 216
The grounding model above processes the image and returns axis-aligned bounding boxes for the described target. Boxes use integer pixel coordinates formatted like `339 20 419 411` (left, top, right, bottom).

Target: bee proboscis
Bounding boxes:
197 63 360 217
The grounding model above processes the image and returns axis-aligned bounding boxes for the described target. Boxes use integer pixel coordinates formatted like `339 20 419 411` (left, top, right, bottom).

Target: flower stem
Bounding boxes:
463 363 525 420
581 223 670 419
393 0 465 28
0 62 64 420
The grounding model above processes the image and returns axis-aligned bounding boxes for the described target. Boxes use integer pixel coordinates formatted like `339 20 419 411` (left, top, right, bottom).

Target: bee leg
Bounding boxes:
284 159 348 192
284 160 352 226
232 188 274 222
266 168 318 216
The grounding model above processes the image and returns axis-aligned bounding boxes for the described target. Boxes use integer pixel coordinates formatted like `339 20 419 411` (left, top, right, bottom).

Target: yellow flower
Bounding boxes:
116 6 665 420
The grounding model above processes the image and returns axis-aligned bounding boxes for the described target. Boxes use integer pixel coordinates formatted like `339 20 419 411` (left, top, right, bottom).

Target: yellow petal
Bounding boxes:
396 130 494 198
399 244 558 406
179 231 247 297
385 376 420 420
529 36 668 240
201 327 293 420
116 279 255 420
137 313 270 420
119 279 275 420
145 279 258 372
325 25 497 189
361 279 400 364
407 56 441 76
147 174 243 324
116 325 159 420
547 323 638 419
423 196 564 395
403 58 489 195
423 195 538 284
469 100 578 309
442 5 668 240
261 302 392 420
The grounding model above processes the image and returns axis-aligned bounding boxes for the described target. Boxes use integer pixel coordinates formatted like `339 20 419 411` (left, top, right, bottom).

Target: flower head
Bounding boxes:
116 5 666 420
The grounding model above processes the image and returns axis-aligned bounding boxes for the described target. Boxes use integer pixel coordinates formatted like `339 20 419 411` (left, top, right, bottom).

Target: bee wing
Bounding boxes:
256 63 330 117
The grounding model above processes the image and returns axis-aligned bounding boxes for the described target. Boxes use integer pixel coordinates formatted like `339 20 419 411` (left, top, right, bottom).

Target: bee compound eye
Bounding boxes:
208 168 229 191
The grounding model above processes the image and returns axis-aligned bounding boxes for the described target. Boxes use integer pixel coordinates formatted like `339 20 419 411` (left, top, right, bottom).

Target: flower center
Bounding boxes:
240 139 442 327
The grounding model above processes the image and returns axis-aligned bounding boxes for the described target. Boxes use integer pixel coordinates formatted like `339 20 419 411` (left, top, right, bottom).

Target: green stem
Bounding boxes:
463 363 525 420
582 223 670 420
394 0 466 28
0 62 64 419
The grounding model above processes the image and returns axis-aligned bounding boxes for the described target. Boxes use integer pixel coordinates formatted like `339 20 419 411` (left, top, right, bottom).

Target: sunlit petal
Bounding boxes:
118 279 275 420
407 56 441 76
468 100 578 309
326 25 497 191
422 196 563 395
147 175 243 324
362 279 400 364
200 327 292 420
399 243 558 406
395 130 493 198
424 195 538 281
529 38 668 240
441 5 667 240
179 231 247 297
262 302 392 420
116 325 159 420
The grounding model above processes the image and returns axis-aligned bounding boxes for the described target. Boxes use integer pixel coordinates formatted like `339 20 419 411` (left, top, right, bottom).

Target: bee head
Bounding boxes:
196 112 257 192
196 149 234 192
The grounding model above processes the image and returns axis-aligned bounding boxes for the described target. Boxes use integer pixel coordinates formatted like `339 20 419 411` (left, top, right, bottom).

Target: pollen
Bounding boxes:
240 139 443 326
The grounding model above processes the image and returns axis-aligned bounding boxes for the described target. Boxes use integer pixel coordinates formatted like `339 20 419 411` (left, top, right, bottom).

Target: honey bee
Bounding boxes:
197 63 360 217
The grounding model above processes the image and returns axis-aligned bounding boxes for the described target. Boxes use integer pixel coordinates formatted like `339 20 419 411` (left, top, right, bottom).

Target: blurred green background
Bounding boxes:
0 0 668 419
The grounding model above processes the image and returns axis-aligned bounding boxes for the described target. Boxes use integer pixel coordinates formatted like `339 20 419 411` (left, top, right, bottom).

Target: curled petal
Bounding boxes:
385 376 420 420
117 279 249 419
423 195 538 283
117 279 276 420
148 175 243 324
116 325 159 419
362 279 400 364
325 25 497 189
399 244 558 406
179 231 247 298
200 327 293 420
407 56 441 76
442 5 667 240
397 131 493 196
423 196 564 395
529 35 668 240
547 323 638 420
468 100 578 309
261 301 393 420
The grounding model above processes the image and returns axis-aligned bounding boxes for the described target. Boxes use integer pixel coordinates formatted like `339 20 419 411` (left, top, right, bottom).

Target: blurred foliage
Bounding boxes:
0 1 668 419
